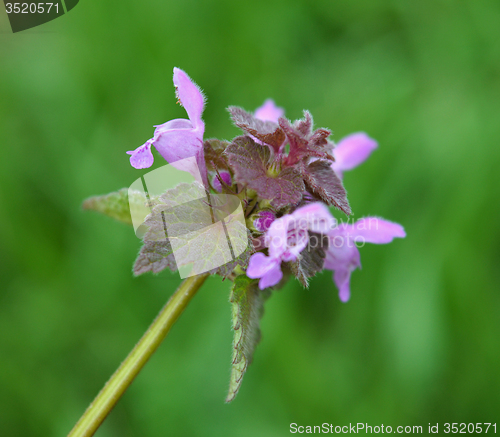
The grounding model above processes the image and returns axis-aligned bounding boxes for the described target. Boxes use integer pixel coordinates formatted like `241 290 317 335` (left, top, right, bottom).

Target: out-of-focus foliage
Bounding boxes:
0 0 499 436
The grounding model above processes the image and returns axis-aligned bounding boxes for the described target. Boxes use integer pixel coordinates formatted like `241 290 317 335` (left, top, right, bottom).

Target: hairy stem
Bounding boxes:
67 273 210 437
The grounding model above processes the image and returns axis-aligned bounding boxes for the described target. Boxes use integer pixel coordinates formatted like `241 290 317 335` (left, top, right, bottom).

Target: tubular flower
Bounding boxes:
325 218 406 302
254 99 284 123
331 132 378 179
127 67 207 185
247 203 336 289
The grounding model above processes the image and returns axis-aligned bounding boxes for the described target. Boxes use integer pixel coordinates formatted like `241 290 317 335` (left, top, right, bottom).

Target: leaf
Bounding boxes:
225 136 304 209
279 112 334 165
228 106 286 153
210 230 254 277
134 182 250 278
204 139 235 193
82 188 147 225
204 138 230 171
134 240 177 275
285 232 329 287
226 275 271 402
303 160 352 215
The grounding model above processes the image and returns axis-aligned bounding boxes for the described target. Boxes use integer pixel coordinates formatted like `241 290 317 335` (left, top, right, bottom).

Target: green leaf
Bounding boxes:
209 230 254 277
133 239 178 275
134 182 251 278
226 275 271 403
82 188 147 225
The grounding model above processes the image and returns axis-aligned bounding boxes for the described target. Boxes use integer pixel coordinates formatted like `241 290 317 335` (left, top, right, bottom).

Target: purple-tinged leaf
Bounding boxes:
284 232 328 287
303 160 352 215
228 106 286 153
294 110 313 136
204 138 230 171
225 136 304 209
279 112 334 165
204 139 234 192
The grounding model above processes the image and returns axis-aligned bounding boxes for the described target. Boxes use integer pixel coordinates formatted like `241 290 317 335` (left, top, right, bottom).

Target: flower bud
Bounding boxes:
246 210 276 233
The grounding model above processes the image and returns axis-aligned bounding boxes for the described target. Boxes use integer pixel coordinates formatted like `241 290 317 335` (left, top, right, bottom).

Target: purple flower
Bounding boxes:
253 210 276 233
127 68 208 185
331 132 378 179
325 217 406 302
247 203 336 289
246 253 283 289
212 171 232 192
254 99 284 123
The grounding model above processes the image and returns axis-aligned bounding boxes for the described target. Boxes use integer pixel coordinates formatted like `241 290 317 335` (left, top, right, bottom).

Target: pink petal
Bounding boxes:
153 129 203 160
324 234 361 302
259 265 283 289
254 99 284 123
266 217 289 258
127 141 154 169
281 230 309 261
155 118 193 131
247 252 273 278
152 128 206 179
344 218 406 244
247 253 283 289
266 215 302 259
331 132 378 178
173 68 205 128
325 235 361 302
333 267 353 302
291 202 336 233
153 118 206 186
324 240 360 272
168 154 206 186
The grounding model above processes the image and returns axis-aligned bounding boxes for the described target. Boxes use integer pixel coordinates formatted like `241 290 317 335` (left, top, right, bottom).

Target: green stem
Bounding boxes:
67 273 210 437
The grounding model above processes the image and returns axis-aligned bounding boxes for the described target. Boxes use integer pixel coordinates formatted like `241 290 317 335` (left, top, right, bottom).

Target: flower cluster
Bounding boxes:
127 68 405 301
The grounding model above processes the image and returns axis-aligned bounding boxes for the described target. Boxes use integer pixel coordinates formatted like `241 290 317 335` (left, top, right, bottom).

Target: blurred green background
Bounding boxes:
1 0 499 435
